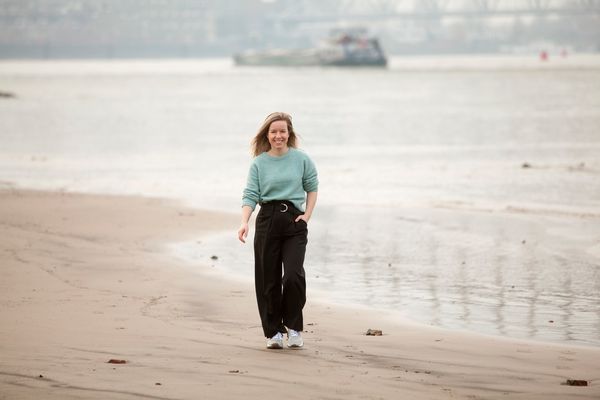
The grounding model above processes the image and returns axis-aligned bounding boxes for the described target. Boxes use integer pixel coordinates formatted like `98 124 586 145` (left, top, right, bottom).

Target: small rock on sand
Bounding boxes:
107 359 127 364
366 329 382 336
564 379 588 386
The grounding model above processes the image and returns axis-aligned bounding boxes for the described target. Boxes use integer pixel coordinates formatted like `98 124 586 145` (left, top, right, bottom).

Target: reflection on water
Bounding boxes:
173 204 600 347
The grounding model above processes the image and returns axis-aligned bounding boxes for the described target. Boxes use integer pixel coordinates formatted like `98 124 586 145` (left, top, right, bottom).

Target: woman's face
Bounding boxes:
267 120 289 151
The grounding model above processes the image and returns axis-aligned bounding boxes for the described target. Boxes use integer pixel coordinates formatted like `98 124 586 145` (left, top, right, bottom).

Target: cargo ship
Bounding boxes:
233 29 387 67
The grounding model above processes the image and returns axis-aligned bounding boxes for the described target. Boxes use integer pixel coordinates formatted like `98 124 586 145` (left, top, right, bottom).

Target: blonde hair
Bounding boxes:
251 112 298 157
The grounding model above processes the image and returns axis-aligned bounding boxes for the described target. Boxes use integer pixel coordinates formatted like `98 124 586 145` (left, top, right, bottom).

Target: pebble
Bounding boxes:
564 379 588 386
107 359 127 364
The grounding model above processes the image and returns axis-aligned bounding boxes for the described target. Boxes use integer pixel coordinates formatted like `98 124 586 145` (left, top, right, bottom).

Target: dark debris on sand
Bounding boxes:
563 379 588 386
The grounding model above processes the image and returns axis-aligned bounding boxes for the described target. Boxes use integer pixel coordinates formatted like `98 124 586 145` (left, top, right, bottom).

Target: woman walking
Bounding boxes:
238 112 318 349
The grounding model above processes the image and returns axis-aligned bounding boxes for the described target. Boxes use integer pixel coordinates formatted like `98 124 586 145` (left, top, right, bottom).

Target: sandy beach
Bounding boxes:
1 188 598 400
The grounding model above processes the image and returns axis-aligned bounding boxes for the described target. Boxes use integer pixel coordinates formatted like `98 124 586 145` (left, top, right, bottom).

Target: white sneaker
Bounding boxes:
287 329 304 348
266 332 284 349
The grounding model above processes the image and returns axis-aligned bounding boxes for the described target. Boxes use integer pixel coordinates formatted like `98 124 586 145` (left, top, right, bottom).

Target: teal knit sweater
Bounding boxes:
242 148 318 212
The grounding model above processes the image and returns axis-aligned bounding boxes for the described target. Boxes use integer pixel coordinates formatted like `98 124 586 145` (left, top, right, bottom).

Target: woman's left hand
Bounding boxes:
295 214 309 224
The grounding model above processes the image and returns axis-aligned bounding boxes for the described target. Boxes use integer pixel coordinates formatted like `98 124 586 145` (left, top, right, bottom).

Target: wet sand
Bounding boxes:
1 188 599 399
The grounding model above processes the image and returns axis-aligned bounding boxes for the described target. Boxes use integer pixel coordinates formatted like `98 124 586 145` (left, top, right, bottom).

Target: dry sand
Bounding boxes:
1 189 598 400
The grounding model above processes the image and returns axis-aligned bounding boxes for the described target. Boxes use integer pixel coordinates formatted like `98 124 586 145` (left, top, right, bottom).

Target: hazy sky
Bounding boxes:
0 0 597 57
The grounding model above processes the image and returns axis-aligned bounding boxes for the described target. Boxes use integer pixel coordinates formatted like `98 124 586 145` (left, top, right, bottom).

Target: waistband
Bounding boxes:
259 200 299 214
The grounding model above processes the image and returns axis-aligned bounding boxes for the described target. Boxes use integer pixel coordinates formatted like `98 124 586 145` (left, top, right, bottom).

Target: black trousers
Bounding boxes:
254 200 308 338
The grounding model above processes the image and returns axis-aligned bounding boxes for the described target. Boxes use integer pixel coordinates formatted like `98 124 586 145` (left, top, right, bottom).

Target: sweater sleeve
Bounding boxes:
242 162 260 210
302 155 319 193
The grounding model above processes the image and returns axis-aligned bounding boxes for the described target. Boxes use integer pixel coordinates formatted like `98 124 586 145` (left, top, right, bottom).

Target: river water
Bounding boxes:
1 54 599 346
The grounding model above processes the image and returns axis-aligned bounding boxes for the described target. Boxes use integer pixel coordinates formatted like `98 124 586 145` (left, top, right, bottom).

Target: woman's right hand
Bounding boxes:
238 223 249 243
238 205 253 243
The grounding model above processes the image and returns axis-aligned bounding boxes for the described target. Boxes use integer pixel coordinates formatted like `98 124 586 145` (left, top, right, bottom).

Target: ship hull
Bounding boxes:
233 50 387 67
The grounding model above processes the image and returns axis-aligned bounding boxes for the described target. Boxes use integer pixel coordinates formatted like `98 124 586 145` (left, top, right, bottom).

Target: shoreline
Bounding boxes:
172 234 600 350
1 188 599 399
171 204 600 349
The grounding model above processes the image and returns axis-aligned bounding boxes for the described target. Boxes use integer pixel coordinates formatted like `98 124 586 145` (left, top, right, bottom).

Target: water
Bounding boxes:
1 55 599 346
